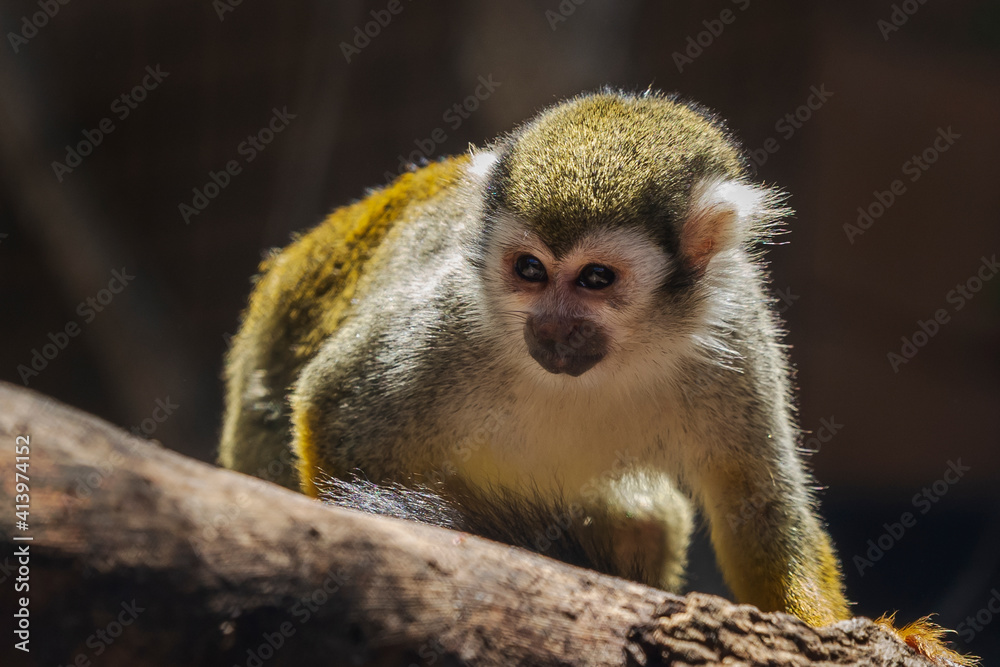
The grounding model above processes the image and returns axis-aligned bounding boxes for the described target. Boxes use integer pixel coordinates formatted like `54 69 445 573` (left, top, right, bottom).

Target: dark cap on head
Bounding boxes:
486 91 746 256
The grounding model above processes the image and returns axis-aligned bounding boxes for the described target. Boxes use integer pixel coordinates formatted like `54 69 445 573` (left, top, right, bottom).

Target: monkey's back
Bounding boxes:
219 157 469 488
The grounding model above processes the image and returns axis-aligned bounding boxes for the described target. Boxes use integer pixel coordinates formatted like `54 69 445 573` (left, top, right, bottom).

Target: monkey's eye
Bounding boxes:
577 264 616 290
514 255 547 282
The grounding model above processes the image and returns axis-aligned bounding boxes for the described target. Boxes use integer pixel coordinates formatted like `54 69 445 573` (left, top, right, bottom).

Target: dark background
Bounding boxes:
1 0 998 663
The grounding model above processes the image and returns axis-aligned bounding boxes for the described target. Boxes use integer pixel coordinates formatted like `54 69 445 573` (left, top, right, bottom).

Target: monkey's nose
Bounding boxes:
523 318 607 376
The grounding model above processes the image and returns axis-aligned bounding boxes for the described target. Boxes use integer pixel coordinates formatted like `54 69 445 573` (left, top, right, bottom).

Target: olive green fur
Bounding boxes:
220 89 849 626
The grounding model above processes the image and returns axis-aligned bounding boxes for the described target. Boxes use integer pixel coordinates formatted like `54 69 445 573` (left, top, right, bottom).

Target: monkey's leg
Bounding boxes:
219 366 301 490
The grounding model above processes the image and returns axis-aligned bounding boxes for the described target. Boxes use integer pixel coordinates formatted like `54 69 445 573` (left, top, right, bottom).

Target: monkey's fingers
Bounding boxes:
874 612 979 666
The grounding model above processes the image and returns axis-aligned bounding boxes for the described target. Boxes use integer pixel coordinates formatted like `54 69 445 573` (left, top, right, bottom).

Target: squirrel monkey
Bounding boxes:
221 89 846 628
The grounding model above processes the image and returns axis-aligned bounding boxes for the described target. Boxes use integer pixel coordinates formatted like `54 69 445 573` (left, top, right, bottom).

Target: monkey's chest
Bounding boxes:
449 392 680 501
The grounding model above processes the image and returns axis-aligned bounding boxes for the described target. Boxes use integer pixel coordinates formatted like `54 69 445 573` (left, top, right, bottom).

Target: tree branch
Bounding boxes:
0 382 934 666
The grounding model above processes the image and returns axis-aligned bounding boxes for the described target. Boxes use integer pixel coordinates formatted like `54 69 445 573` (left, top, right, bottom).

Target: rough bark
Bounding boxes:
0 382 934 666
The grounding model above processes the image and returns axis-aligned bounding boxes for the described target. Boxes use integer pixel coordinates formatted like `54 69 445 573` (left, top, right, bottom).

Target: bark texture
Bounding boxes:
0 382 934 666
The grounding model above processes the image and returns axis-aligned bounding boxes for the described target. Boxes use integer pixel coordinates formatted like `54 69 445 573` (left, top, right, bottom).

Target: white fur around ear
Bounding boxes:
680 178 788 271
467 150 498 178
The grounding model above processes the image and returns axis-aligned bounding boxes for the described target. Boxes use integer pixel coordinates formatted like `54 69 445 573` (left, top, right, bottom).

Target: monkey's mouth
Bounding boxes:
529 349 605 376
523 321 608 377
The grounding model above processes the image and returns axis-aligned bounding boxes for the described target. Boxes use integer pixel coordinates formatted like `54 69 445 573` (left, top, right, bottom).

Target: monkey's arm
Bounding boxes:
702 446 976 662
694 440 849 627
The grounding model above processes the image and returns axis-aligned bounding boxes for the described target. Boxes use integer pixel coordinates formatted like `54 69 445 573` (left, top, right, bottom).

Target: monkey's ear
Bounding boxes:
679 178 787 273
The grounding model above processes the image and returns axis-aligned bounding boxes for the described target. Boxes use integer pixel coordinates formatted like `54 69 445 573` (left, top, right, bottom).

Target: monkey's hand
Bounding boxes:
875 613 978 666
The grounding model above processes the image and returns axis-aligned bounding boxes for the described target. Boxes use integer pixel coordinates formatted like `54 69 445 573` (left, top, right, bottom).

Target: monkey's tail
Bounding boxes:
875 612 979 666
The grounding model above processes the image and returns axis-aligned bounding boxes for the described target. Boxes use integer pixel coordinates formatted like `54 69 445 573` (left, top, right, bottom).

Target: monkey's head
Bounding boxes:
467 90 787 383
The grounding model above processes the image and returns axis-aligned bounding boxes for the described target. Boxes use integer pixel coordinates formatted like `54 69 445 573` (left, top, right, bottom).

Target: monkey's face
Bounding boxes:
468 92 786 382
483 214 671 378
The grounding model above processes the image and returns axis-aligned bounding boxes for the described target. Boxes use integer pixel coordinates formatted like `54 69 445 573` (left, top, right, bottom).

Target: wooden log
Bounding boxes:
0 382 934 666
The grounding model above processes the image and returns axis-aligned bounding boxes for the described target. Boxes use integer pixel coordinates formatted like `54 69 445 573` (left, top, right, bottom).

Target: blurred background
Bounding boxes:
1 0 997 662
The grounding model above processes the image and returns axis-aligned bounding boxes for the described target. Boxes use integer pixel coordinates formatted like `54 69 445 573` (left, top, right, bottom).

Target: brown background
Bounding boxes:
1 0 997 663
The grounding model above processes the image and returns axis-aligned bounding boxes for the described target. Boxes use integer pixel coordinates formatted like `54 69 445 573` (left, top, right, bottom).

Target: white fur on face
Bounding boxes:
468 177 789 389
476 211 674 380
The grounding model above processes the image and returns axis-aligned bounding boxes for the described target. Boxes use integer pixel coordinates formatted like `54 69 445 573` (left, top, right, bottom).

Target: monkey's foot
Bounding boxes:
875 612 978 666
